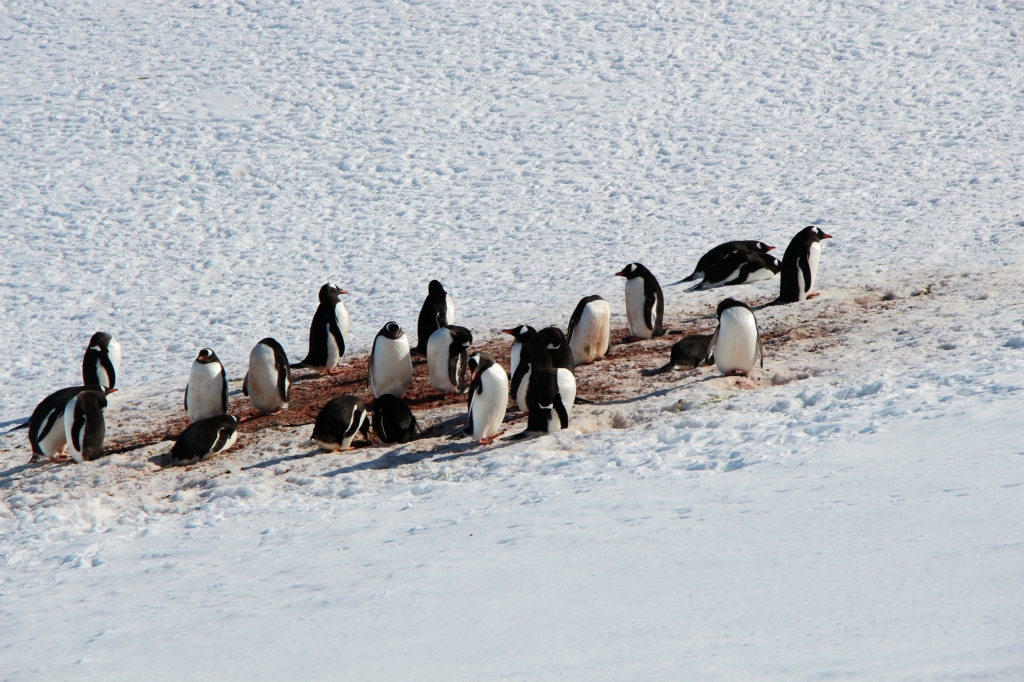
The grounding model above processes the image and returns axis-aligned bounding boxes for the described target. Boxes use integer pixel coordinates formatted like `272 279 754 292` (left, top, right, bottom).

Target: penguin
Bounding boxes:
368 394 418 444
26 385 103 461
770 226 833 305
368 322 413 398
466 353 509 444
684 252 781 292
310 395 368 451
292 283 349 372
426 325 473 394
615 263 665 339
504 326 575 428
171 414 239 465
64 389 107 463
538 326 574 372
708 298 763 377
566 295 611 366
645 334 715 375
82 332 122 391
242 338 290 415
184 348 229 423
413 280 455 356
669 240 775 285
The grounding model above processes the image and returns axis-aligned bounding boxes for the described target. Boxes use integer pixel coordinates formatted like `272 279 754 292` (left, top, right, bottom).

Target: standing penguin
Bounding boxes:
242 338 290 415
504 326 575 427
539 327 574 372
292 283 349 372
369 394 418 444
311 395 368 451
82 332 122 392
368 322 413 398
466 353 509 444
171 415 239 465
708 298 763 377
426 325 473 394
64 389 107 463
684 252 781 292
185 348 229 423
413 280 455 356
669 240 775 285
26 385 103 461
567 295 611 366
616 263 665 339
770 226 833 305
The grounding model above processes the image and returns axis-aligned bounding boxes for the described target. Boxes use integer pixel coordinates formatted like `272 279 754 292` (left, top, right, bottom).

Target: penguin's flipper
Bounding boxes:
329 320 346 358
554 396 570 429
343 408 363 440
644 288 657 332
221 372 229 414
799 254 813 294
183 384 189 411
706 327 721 363
684 281 707 293
242 372 249 397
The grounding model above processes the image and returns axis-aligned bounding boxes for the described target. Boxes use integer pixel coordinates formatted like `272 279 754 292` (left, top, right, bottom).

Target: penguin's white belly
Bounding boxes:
334 407 365 450
427 328 459 393
107 338 122 375
570 301 611 365
446 296 455 326
336 302 350 342
556 367 576 423
247 345 288 414
187 363 226 422
207 429 238 459
95 358 112 390
471 365 509 441
516 367 531 412
714 308 759 376
325 322 342 369
746 266 778 284
36 408 67 458
625 278 652 338
371 337 412 398
63 396 85 463
806 242 821 296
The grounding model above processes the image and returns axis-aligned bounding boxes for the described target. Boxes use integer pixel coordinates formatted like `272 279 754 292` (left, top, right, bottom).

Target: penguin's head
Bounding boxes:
502 325 534 342
615 263 649 279
539 326 566 349
448 325 473 347
195 348 219 364
319 283 348 304
716 298 753 319
802 226 832 241
87 331 113 351
380 322 404 340
756 242 775 252
428 280 446 297
467 353 481 374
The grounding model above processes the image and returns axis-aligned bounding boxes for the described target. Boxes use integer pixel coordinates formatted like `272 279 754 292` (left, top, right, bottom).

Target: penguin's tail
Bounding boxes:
685 282 707 293
641 362 675 377
667 273 698 286
758 297 789 310
288 361 307 369
7 421 30 432
573 396 594 405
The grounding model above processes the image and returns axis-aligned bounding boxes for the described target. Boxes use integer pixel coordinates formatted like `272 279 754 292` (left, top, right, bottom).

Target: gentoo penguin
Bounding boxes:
466 353 509 444
82 332 122 391
426 325 473 394
670 241 775 285
185 348 229 423
539 327 574 372
566 295 611 366
310 395 368 451
64 389 107 463
684 252 781 292
709 298 763 377
504 326 575 429
242 338 290 414
616 263 665 339
770 226 833 305
368 394 418 444
413 280 455 356
646 334 714 375
292 283 349 372
171 415 238 465
368 322 413 398
26 385 103 461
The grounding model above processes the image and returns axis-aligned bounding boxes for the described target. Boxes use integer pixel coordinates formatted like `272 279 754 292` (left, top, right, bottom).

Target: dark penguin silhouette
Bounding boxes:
65 390 108 463
171 415 239 465
538 326 574 372
645 335 715 375
311 395 368 451
26 385 103 461
685 252 781 292
413 280 455 356
669 240 774 286
82 332 122 391
292 283 349 371
616 263 665 339
769 226 832 305
368 394 418 444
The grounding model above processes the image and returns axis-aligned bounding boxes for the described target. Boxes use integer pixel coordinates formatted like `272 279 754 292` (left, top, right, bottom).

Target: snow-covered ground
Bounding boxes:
2 0 1024 679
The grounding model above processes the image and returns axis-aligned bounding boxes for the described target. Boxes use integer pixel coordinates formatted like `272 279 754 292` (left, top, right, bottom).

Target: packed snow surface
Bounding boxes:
2 0 1024 679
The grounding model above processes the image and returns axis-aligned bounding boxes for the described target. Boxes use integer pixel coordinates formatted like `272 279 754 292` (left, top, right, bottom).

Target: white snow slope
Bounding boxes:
2 0 1024 679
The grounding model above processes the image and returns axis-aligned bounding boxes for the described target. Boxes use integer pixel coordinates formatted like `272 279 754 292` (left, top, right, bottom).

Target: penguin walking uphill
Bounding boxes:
292 283 349 372
82 332 122 392
243 338 290 415
64 389 108 463
427 325 473 394
567 295 611 366
770 226 832 305
26 385 103 462
504 326 574 435
185 348 229 423
369 322 413 398
466 353 508 444
311 395 368 451
669 240 775 286
683 251 781 292
709 298 763 377
171 415 239 465
412 280 455 356
616 263 665 340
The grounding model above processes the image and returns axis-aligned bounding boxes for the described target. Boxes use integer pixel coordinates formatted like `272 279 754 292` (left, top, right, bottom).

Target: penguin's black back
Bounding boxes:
172 415 238 464
524 365 560 432
28 385 102 455
295 285 345 368
415 280 450 354
773 226 822 305
567 295 604 343
82 332 116 388
312 395 366 444
71 390 108 462
372 394 418 444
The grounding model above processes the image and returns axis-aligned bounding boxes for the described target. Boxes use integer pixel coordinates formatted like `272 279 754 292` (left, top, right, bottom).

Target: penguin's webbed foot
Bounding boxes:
807 292 820 299
726 370 748 377
48 453 71 463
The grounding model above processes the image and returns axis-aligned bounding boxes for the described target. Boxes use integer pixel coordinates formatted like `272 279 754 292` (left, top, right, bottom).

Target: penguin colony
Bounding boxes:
19 226 831 465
